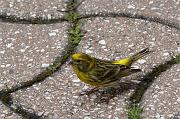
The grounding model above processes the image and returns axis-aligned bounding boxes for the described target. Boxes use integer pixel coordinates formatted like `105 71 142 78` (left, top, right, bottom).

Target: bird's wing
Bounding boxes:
88 58 142 86
88 61 128 84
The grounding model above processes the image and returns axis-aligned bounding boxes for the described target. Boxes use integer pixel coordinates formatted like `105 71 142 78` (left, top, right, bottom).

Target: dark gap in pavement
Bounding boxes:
0 93 46 119
79 12 180 30
0 0 84 118
0 12 67 24
130 55 180 104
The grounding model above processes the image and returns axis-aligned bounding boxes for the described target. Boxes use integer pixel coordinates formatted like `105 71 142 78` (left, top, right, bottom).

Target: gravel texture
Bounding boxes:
142 64 180 119
78 0 180 23
0 0 65 19
0 22 68 90
12 64 131 119
0 102 21 119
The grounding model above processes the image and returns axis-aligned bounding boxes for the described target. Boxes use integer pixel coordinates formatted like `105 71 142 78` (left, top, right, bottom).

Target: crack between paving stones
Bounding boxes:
79 12 180 31
0 0 84 118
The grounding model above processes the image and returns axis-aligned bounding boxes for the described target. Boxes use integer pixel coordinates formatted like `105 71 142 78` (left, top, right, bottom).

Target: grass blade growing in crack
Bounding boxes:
128 104 143 119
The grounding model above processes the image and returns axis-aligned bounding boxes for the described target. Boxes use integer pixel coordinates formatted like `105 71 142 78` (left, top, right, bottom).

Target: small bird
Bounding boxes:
70 48 151 95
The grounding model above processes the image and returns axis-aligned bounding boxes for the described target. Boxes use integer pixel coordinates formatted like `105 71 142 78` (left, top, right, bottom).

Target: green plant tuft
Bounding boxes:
69 22 83 45
128 104 143 119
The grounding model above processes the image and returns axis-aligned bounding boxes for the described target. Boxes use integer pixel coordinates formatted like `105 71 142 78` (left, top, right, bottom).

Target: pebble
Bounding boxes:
137 59 146 64
149 1 153 4
177 97 180 102
152 37 156 41
163 52 169 56
127 5 135 9
47 14 52 19
156 113 165 119
72 79 80 83
6 43 13 48
177 47 180 52
0 50 5 54
177 16 180 21
172 79 180 82
98 40 106 45
84 116 91 119
6 64 11 67
49 32 56 36
1 65 5 68
41 63 50 68
86 49 93 54
20 49 26 52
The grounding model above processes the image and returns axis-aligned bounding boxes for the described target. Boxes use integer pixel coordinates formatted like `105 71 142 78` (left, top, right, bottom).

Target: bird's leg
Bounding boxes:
79 87 99 96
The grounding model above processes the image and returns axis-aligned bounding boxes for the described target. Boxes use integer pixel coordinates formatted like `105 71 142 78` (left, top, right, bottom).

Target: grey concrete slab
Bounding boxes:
79 17 179 61
78 0 180 23
0 22 68 90
142 64 180 119
0 0 65 18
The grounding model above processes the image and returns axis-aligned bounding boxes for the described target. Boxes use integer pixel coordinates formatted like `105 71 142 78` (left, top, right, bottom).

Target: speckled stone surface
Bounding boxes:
78 0 180 23
142 64 180 119
12 64 131 119
0 22 68 90
0 102 21 119
0 0 180 119
0 0 65 18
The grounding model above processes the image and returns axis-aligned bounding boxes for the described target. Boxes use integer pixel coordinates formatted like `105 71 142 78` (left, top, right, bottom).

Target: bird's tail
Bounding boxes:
130 48 150 63
113 48 151 66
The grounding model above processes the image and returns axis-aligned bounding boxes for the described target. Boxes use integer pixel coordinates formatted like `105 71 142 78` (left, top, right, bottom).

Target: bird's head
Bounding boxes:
70 53 94 72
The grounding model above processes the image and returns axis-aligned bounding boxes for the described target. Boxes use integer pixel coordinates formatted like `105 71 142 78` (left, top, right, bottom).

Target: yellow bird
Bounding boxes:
70 48 150 94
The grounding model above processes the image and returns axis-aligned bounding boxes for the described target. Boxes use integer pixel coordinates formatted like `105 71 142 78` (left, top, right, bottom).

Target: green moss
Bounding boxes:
172 55 180 63
66 11 80 22
67 0 78 8
0 0 84 95
69 22 83 46
128 104 143 119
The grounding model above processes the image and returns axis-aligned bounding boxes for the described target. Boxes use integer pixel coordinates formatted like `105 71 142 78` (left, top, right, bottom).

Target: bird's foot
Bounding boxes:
79 87 99 96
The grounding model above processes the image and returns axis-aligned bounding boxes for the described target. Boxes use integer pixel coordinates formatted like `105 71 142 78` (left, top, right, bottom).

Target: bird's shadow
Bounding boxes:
89 55 180 104
88 79 139 104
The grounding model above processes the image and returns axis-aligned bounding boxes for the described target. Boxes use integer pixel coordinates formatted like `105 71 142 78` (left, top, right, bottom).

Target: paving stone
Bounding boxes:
0 22 68 90
142 64 180 119
78 0 180 23
0 0 65 18
79 17 179 62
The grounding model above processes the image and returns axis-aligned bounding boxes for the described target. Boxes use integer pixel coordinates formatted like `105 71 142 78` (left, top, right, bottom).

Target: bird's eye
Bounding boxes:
76 60 81 63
